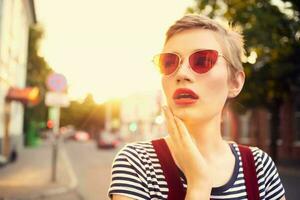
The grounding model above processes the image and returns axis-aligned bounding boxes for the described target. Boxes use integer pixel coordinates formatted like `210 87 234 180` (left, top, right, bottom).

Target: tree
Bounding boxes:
60 93 121 138
24 24 53 142
187 0 300 162
60 94 106 137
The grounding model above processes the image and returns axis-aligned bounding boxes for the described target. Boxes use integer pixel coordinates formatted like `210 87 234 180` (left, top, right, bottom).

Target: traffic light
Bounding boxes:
129 122 138 132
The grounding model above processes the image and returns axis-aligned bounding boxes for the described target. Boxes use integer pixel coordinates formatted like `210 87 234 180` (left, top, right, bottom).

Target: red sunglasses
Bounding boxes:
153 49 227 76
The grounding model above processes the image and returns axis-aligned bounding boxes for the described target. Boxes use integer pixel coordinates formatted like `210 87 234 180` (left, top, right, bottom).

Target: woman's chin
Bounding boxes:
171 106 210 123
172 108 197 121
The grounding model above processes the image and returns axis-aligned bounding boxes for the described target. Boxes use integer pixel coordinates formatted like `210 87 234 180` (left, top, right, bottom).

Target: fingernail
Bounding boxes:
161 106 167 117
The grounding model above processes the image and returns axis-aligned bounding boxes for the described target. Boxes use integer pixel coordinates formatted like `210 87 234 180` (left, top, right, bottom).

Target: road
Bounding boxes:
64 140 120 200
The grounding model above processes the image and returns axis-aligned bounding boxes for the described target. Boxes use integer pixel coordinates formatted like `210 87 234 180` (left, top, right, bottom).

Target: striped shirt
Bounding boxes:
108 140 285 200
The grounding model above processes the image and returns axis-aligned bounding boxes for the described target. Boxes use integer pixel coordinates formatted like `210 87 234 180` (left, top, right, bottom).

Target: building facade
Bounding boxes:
223 96 300 161
0 0 36 161
119 90 166 141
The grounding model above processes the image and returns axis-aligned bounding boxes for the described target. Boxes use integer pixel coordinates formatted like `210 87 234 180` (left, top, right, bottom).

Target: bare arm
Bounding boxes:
112 194 135 200
185 184 212 200
280 196 286 200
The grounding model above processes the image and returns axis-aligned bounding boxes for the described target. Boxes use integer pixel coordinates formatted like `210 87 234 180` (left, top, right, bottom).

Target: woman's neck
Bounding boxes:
182 114 228 160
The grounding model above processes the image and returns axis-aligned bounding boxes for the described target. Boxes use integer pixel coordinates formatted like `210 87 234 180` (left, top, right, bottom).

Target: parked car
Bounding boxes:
71 130 90 142
97 131 121 149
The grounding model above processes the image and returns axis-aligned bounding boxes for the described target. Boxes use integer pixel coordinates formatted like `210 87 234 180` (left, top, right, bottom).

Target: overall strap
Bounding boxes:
238 145 260 200
152 138 186 200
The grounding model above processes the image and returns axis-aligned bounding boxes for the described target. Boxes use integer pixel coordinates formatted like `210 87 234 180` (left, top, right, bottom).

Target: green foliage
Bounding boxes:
60 94 120 134
24 24 53 131
187 0 300 161
187 0 300 110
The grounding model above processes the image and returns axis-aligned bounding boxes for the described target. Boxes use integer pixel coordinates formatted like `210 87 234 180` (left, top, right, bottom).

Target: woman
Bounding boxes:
108 14 286 200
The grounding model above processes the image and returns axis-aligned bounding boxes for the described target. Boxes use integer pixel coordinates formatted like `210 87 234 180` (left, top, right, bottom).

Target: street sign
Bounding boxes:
45 92 70 107
46 73 67 92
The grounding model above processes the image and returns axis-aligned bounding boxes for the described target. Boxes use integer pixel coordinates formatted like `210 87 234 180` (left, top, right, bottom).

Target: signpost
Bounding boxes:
46 73 67 93
45 92 70 108
45 73 69 182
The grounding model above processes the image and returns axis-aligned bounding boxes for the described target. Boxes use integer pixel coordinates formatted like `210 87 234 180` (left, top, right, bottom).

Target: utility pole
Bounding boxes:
49 106 60 182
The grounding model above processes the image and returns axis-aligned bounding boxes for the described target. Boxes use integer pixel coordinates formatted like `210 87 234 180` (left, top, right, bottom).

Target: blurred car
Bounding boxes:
71 130 90 142
97 138 120 149
97 131 121 149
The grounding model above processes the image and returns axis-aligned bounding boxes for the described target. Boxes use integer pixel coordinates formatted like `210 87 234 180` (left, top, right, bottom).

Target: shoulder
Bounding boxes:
114 141 155 163
247 146 275 172
234 144 276 174
232 143 273 168
112 140 157 177
234 144 285 199
109 141 155 200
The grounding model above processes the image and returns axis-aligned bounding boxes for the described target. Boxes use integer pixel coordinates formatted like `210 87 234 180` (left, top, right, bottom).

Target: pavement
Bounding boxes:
0 139 80 200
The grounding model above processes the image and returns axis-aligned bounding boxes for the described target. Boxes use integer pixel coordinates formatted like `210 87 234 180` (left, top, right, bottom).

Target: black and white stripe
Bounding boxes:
108 141 285 200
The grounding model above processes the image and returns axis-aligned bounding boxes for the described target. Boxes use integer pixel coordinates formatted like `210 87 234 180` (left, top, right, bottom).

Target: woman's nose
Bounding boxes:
175 61 193 83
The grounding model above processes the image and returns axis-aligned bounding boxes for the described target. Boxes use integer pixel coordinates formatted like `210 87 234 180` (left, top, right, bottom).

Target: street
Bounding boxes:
64 140 119 200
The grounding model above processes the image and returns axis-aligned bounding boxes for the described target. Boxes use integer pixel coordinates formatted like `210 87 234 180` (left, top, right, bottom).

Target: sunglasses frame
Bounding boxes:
153 49 230 77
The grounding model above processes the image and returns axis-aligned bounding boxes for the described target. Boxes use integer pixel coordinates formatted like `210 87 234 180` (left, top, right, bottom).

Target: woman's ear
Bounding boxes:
228 70 245 98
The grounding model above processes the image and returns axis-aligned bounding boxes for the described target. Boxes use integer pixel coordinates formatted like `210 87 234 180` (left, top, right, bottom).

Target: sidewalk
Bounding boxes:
0 139 78 200
277 160 300 199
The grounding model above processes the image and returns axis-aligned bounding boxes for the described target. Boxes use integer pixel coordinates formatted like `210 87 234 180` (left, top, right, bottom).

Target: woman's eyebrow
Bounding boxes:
162 50 181 54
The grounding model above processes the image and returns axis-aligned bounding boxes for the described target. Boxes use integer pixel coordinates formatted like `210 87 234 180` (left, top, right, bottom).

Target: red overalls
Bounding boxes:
152 138 260 200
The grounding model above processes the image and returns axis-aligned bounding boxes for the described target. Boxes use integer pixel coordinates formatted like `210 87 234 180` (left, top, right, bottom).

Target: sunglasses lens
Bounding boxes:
189 50 218 74
154 53 179 75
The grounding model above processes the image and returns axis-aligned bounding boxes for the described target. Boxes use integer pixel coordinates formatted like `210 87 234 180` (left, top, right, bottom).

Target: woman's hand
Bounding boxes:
162 106 212 199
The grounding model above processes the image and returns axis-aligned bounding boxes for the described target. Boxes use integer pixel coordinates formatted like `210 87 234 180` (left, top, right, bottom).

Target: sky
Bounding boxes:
34 0 194 103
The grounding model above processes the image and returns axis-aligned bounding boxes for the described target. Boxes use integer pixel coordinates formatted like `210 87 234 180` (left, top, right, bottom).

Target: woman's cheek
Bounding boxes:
161 78 173 105
204 77 228 108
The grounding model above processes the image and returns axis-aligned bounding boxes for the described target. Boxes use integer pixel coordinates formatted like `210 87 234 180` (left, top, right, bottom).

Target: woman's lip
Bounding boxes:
174 98 198 105
173 88 199 99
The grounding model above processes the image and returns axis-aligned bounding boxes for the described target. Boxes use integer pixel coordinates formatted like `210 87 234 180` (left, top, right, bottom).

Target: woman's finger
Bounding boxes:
174 116 207 164
173 116 194 145
162 106 181 143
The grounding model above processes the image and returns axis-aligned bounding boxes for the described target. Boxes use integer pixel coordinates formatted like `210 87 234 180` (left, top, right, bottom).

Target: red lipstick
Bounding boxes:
173 88 199 106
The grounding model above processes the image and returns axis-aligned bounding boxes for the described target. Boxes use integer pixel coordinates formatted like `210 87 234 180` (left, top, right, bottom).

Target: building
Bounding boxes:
0 0 36 162
119 90 166 141
222 96 300 161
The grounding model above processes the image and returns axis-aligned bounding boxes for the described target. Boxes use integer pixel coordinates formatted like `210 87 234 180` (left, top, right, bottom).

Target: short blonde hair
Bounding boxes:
165 14 245 76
